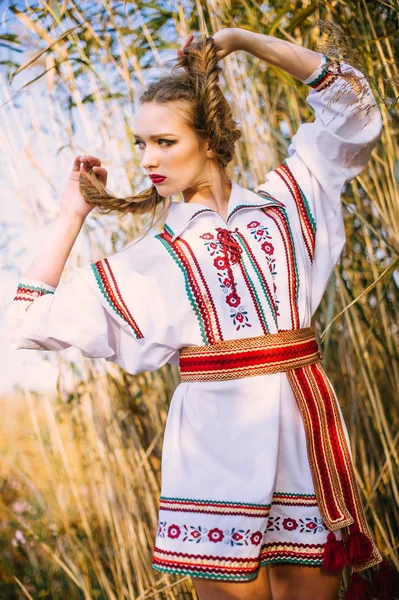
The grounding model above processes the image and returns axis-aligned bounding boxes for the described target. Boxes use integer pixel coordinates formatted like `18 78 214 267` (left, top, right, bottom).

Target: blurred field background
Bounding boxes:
0 0 398 598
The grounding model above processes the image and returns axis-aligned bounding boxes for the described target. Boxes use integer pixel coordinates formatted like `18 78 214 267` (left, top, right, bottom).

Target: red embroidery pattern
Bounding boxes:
152 547 262 581
152 492 329 578
14 283 54 309
275 162 316 263
261 208 300 329
259 541 326 567
157 226 223 344
200 229 252 331
91 259 144 339
159 497 271 518
271 492 318 507
156 521 263 547
266 515 326 534
307 56 342 92
246 220 280 317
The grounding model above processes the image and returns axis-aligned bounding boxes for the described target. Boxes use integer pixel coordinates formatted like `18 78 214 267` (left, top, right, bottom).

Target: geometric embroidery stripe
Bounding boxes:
14 283 54 296
253 189 286 208
272 492 318 507
152 548 261 582
235 232 278 331
307 56 342 92
179 328 317 356
310 362 382 571
262 208 300 329
176 235 223 343
286 364 351 528
173 238 220 344
287 363 382 571
179 338 320 380
103 257 143 337
236 244 270 335
152 543 327 580
260 541 325 566
13 296 35 305
275 161 316 263
90 259 144 339
155 229 209 344
159 497 271 518
158 225 219 344
229 197 285 221
178 358 319 382
311 363 356 524
14 283 55 305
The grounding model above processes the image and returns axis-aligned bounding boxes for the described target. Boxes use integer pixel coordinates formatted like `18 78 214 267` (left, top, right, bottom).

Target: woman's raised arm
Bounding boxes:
230 29 323 82
221 28 382 316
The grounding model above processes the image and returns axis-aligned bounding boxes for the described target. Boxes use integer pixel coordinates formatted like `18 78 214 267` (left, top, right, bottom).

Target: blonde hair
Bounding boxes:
79 35 242 230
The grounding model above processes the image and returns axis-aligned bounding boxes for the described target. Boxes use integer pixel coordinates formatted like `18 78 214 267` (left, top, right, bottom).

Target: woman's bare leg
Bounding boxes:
192 565 272 600
269 564 343 600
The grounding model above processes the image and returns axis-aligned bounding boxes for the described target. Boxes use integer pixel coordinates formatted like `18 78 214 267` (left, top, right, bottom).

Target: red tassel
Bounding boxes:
346 527 373 565
371 559 399 600
322 531 348 571
344 573 372 600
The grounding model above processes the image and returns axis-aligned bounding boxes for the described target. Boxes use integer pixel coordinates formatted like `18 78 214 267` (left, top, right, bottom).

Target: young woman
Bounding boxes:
5 27 392 600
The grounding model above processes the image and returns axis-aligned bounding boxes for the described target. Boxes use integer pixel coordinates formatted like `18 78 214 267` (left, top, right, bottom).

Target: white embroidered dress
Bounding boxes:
3 54 382 581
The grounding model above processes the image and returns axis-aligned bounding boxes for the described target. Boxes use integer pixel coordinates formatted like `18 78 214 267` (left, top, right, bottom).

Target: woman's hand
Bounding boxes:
60 155 107 219
211 28 243 59
177 28 242 62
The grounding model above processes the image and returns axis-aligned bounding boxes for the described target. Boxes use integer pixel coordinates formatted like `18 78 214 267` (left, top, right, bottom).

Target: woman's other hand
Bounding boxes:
211 28 242 59
177 32 195 59
177 29 242 62
60 155 107 219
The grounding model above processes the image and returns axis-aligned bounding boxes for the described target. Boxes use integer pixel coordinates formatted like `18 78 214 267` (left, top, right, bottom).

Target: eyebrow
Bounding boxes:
132 133 177 139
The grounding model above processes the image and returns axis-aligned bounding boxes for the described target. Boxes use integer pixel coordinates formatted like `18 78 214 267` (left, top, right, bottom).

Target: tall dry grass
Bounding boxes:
0 0 398 598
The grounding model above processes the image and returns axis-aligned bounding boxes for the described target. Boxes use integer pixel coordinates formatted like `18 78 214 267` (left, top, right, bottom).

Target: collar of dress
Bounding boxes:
163 180 285 242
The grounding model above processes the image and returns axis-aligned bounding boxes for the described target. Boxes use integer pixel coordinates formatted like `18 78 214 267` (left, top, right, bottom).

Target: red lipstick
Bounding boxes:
150 174 167 183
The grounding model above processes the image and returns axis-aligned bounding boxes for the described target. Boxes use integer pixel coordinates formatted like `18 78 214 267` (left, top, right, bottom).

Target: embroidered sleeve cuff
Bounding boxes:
300 54 342 91
14 278 56 304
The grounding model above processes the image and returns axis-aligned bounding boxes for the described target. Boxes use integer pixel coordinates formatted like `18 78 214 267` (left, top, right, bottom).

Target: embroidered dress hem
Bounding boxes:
151 489 341 581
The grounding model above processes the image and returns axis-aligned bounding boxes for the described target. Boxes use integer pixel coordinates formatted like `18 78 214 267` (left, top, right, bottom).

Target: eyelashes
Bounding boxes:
134 139 176 148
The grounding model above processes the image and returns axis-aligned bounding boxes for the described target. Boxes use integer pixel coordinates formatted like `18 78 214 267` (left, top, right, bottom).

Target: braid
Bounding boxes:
176 36 242 167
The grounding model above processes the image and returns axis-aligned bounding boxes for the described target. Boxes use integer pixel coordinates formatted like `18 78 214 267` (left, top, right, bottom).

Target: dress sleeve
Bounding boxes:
3 241 180 373
256 53 383 314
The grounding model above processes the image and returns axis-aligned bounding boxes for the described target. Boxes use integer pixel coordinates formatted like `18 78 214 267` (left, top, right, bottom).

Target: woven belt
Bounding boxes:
178 327 381 572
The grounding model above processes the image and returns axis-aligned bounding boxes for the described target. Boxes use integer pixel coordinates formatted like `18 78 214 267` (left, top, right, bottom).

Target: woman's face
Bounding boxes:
132 101 211 198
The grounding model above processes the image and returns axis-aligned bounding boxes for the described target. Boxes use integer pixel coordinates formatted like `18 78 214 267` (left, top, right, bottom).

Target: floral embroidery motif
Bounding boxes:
157 521 263 547
282 518 298 531
299 517 326 534
266 515 327 534
153 494 330 579
200 229 252 331
246 221 280 316
266 516 281 531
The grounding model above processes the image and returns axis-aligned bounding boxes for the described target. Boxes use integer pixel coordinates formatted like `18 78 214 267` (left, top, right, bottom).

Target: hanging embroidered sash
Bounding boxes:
178 326 382 572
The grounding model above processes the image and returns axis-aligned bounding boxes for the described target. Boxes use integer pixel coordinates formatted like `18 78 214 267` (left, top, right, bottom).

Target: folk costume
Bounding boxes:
5 54 397 596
